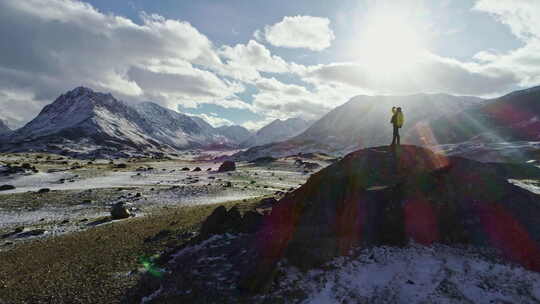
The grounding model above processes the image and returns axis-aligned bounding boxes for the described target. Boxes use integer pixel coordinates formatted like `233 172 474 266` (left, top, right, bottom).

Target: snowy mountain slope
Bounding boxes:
216 125 252 143
420 85 540 144
134 102 236 149
232 93 484 160
0 87 237 157
241 117 311 148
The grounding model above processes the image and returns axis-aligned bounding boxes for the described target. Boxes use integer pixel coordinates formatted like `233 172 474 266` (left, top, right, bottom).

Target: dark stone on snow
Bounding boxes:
192 167 202 172
37 188 50 194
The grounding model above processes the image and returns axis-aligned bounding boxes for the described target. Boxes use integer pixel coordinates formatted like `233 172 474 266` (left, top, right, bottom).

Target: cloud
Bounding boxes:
474 0 540 41
299 53 519 96
0 0 240 119
217 40 291 82
472 0 540 87
0 90 45 128
262 16 335 51
249 77 358 121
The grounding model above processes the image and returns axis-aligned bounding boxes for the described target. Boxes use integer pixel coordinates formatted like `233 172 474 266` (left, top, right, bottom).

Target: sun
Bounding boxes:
350 10 430 75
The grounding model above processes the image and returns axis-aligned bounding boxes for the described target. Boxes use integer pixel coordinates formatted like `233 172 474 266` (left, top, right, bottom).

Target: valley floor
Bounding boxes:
0 151 326 303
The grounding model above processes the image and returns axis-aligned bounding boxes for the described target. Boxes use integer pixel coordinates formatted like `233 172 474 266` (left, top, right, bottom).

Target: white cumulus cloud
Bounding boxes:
262 15 335 51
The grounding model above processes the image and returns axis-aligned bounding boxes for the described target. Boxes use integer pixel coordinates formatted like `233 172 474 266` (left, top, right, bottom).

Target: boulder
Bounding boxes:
199 206 228 237
181 167 190 171
217 161 236 172
0 185 15 191
110 202 131 219
192 167 202 172
37 188 50 194
200 206 253 238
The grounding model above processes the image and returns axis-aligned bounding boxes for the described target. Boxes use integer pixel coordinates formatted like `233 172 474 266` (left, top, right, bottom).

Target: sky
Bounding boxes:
0 0 539 130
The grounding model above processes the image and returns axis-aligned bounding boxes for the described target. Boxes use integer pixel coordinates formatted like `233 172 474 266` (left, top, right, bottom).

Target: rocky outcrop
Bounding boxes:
200 206 264 238
242 145 540 291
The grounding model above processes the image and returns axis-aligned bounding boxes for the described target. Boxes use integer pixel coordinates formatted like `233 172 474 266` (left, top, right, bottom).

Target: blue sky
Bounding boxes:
0 0 538 130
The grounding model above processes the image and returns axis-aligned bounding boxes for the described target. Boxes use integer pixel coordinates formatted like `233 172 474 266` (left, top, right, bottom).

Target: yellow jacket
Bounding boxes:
391 108 404 128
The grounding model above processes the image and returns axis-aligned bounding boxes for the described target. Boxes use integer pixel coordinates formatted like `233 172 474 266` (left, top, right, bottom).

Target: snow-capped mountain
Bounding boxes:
216 125 252 143
0 118 11 135
1 87 236 157
241 117 311 148
134 102 235 149
232 93 484 160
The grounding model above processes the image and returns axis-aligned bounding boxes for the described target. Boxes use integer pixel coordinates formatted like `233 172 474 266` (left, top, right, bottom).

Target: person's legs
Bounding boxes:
391 125 398 145
396 127 400 145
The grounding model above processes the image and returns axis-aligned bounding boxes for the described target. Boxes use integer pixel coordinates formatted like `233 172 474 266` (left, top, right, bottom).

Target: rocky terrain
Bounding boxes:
130 145 540 303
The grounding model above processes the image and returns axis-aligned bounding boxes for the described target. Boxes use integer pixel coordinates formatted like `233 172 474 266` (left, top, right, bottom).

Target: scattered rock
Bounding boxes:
114 163 128 169
111 202 131 219
302 162 320 170
0 185 15 191
181 167 190 171
18 229 47 237
250 157 277 165
224 181 232 188
217 161 236 172
37 188 50 194
193 167 202 172
257 197 277 208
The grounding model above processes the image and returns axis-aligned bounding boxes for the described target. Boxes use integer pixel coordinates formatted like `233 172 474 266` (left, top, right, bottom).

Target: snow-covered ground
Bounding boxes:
273 244 540 304
0 156 323 247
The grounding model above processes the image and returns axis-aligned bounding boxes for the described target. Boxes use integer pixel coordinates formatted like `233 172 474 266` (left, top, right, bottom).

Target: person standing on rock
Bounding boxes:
391 106 404 146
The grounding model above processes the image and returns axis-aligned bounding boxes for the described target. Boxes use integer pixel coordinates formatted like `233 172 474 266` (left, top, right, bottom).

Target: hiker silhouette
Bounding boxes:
390 106 404 146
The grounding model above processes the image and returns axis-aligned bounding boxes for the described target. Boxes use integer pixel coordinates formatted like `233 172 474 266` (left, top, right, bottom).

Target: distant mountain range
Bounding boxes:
240 117 311 148
0 87 309 157
232 93 487 160
216 125 252 144
3 85 540 160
